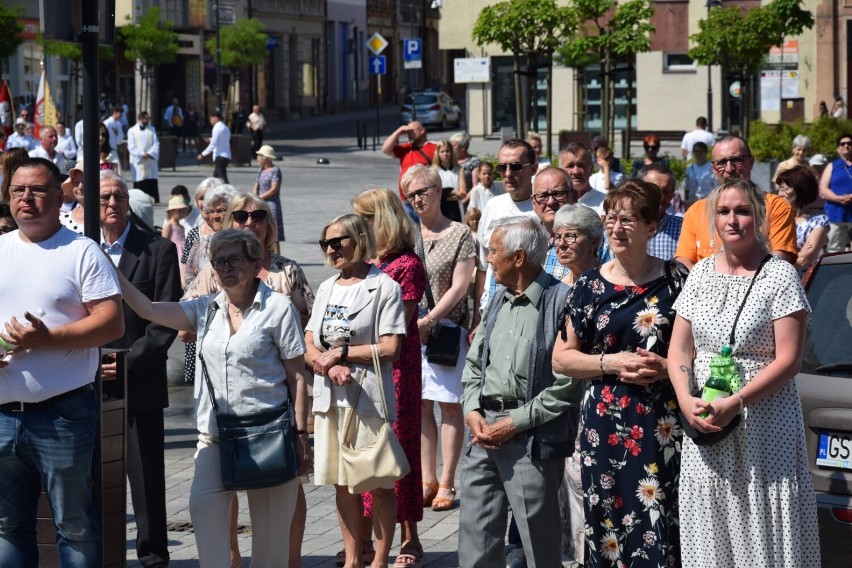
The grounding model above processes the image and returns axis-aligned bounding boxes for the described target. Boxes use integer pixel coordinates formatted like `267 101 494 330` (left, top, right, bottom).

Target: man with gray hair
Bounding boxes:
28 126 62 168
459 215 582 567
639 162 683 260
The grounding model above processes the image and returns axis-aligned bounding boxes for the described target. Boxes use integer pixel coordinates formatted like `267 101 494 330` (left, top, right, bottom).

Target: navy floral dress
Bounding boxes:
565 260 687 567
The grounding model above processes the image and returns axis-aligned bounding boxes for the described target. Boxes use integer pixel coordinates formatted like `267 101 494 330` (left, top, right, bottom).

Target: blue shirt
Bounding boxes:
647 213 683 260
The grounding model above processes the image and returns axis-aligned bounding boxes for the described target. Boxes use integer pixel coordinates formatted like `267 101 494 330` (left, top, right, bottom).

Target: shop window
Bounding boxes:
663 53 697 73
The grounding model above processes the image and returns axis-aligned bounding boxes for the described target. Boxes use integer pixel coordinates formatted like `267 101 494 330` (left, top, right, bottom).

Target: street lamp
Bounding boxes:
706 0 722 132
214 1 222 113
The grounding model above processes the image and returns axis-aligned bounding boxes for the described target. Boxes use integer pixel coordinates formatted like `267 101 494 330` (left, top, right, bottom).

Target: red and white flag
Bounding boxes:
34 68 57 139
0 79 12 151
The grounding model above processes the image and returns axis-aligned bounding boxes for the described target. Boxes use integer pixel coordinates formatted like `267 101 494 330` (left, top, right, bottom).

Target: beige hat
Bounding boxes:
60 160 85 193
256 145 277 161
166 195 190 212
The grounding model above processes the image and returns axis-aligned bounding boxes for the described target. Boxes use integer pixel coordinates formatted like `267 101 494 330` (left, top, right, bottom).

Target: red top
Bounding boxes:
393 141 436 198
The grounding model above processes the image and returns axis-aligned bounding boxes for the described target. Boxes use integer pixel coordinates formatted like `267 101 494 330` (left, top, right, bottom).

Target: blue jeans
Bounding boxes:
0 388 102 567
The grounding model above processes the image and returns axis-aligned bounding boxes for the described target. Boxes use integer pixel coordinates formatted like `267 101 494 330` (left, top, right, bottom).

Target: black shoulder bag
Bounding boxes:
679 255 772 446
198 300 299 490
414 226 462 366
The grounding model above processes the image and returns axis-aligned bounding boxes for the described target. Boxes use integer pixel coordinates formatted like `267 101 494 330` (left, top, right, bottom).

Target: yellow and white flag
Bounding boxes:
34 68 57 139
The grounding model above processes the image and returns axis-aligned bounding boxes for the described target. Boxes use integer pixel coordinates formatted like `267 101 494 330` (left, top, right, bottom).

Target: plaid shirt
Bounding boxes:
647 213 683 260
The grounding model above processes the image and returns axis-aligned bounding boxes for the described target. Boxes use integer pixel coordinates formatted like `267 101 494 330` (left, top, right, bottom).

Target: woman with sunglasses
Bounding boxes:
186 192 315 568
351 188 427 568
113 228 312 567
180 184 238 385
631 134 668 178
552 180 688 568
306 214 406 568
251 145 284 254
401 165 475 515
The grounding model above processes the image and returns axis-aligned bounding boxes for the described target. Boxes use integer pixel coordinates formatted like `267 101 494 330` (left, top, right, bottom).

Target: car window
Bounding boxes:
408 94 438 105
802 262 852 377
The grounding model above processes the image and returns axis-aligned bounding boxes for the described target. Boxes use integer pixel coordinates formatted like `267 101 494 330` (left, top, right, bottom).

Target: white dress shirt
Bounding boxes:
6 132 36 151
56 132 77 160
103 116 124 150
74 119 85 151
201 121 231 160
29 146 64 167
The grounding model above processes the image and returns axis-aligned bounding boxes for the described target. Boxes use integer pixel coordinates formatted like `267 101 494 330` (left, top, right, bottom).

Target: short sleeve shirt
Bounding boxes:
393 141 436 196
420 222 476 326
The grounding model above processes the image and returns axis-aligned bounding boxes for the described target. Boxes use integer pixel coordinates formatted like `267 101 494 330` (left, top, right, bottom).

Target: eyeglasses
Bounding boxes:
9 185 59 198
205 207 229 216
319 235 353 251
495 162 532 174
98 193 129 205
645 145 660 151
553 232 578 246
532 190 572 204
231 210 268 223
406 185 435 204
711 156 749 170
839 141 852 147
211 255 245 272
604 215 639 228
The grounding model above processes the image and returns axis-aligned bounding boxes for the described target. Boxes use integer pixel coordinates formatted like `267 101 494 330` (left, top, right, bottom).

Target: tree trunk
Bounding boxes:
601 50 612 143
528 57 538 134
625 60 633 160
513 54 523 138
576 67 585 132
546 55 553 158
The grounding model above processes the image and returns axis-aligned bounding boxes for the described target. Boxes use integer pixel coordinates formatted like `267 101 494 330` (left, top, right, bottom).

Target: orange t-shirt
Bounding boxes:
674 192 797 263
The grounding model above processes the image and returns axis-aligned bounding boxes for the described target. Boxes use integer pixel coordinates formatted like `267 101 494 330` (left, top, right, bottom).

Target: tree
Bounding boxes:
472 0 575 141
119 7 179 117
688 0 814 138
205 18 268 122
560 0 655 145
0 5 24 64
36 36 113 124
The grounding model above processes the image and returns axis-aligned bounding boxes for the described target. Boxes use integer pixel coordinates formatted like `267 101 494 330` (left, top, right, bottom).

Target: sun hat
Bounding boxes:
166 195 190 212
256 145 277 161
14 117 26 126
808 154 827 167
60 159 85 193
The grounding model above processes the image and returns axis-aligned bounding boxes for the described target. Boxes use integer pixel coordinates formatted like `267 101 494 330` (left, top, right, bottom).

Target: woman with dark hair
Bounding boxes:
631 134 668 176
776 165 829 273
553 179 687 568
0 201 17 234
0 147 29 201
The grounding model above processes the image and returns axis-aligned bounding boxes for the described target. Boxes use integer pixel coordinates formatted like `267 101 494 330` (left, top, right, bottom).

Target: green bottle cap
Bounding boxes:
721 345 732 356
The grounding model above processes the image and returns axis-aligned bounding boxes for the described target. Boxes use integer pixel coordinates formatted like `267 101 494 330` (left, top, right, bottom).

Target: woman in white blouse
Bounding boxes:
114 229 311 567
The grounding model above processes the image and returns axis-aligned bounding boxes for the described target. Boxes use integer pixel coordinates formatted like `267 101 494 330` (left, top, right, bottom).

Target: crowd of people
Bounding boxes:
0 109 842 568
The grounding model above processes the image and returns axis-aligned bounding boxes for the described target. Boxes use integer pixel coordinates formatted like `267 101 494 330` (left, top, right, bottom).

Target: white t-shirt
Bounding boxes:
684 161 716 201
589 170 625 193
680 128 715 159
0 227 121 403
578 187 608 215
437 167 459 190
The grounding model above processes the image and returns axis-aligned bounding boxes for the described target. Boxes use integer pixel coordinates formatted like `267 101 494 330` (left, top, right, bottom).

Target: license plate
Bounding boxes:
816 431 852 470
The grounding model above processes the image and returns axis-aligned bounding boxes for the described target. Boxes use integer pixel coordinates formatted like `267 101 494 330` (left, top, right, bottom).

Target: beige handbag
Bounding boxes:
340 344 410 494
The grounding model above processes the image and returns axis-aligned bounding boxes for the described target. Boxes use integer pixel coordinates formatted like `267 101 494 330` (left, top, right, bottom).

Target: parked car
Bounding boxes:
400 91 461 130
799 251 852 568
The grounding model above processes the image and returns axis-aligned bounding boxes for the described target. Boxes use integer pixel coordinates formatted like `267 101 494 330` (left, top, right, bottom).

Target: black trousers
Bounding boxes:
134 179 160 204
127 409 169 567
250 129 263 153
213 157 229 183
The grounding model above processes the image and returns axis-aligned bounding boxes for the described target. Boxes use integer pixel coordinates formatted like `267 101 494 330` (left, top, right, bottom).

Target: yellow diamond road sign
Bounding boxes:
366 32 388 56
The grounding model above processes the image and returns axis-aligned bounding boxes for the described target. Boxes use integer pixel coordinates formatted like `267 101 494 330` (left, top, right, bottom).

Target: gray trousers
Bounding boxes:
458 411 564 567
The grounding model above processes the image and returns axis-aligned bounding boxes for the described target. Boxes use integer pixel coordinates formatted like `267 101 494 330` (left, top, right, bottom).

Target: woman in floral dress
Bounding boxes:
553 180 687 567
352 187 427 567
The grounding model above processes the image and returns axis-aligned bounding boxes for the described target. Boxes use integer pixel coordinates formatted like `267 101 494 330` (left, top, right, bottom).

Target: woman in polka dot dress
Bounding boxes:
668 179 820 567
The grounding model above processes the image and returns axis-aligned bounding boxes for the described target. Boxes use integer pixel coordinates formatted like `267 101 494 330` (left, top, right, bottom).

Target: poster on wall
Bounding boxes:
760 70 799 112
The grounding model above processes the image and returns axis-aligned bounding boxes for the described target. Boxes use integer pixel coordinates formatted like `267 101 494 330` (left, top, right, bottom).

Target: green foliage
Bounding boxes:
746 117 852 162
561 0 654 62
205 18 268 72
472 0 574 56
802 117 852 156
36 34 113 61
0 4 24 61
119 7 179 68
667 157 687 185
689 0 813 74
747 120 789 161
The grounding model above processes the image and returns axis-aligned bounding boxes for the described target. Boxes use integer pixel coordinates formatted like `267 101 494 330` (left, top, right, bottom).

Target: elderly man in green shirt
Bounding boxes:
458 215 583 567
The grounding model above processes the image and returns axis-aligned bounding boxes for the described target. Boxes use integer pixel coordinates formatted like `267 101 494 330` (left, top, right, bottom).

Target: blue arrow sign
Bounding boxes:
369 55 387 75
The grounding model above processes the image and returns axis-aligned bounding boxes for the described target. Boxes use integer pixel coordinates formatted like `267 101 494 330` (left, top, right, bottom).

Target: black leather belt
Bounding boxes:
480 395 525 412
0 384 94 413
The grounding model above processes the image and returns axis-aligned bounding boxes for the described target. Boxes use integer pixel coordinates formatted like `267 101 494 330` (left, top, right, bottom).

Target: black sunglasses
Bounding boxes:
231 210 268 223
319 235 353 251
495 162 532 173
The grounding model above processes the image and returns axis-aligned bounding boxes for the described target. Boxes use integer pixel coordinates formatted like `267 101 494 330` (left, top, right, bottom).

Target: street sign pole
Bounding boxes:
375 73 380 152
366 33 388 153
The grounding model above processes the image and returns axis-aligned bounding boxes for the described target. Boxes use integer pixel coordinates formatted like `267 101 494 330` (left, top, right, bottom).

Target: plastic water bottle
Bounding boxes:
700 345 741 418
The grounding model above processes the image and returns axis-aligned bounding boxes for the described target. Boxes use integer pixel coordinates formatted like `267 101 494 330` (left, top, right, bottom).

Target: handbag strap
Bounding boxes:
341 345 389 445
414 225 436 310
728 254 772 347
198 299 221 413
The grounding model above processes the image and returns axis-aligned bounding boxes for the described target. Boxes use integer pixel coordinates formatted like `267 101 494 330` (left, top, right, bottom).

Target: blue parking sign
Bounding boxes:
403 39 422 62
369 55 386 75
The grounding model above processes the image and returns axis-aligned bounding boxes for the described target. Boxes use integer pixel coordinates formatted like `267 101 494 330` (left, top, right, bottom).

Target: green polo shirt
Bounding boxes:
462 269 580 432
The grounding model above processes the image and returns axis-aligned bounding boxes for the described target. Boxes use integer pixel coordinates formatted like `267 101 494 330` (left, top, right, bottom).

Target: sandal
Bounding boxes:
431 483 456 512
334 542 376 567
393 539 425 567
422 480 439 508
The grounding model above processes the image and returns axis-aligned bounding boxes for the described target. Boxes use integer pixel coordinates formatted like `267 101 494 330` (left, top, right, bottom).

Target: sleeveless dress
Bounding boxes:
673 256 820 567
566 260 687 567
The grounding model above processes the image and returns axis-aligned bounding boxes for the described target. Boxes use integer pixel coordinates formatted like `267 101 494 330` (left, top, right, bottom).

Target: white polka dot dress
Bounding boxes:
673 256 821 567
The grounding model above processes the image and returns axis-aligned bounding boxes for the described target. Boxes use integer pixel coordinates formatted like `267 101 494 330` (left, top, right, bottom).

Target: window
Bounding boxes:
663 53 697 73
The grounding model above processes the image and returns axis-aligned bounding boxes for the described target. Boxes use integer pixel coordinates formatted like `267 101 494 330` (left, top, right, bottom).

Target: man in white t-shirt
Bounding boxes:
103 106 125 150
28 126 63 168
0 157 124 566
680 116 715 159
